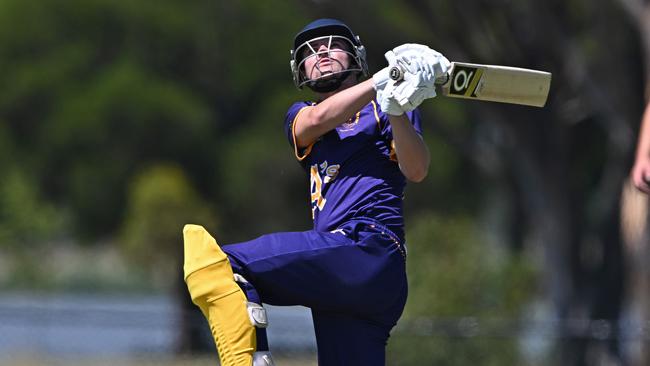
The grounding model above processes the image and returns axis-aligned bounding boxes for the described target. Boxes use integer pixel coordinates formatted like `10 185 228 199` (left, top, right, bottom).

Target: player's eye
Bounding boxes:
330 40 349 52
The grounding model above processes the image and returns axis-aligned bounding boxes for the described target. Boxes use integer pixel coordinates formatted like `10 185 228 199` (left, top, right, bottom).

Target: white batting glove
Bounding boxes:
373 67 405 115
372 67 391 91
388 43 451 80
383 49 440 112
378 88 405 116
393 77 434 111
378 86 405 116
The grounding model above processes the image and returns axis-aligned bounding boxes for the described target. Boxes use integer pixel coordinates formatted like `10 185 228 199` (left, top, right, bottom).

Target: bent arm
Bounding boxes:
293 79 376 148
389 114 430 182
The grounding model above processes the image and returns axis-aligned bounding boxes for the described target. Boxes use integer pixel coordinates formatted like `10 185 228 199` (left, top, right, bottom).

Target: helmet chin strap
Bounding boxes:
306 70 352 93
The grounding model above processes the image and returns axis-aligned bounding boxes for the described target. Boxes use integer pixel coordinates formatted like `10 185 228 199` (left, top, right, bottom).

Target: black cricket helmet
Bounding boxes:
290 18 369 93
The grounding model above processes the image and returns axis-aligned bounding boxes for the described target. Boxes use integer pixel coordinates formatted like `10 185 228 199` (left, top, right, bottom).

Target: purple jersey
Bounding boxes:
284 100 422 243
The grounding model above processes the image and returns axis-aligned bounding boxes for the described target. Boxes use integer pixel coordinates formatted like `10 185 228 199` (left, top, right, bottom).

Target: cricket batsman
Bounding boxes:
183 18 450 365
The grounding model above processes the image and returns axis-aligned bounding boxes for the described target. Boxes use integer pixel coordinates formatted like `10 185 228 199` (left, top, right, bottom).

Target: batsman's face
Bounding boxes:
301 36 351 80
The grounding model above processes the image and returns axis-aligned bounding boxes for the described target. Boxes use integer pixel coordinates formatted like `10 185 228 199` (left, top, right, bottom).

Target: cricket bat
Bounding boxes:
389 62 552 107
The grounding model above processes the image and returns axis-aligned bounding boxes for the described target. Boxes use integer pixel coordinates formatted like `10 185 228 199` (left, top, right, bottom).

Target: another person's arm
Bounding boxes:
632 102 650 193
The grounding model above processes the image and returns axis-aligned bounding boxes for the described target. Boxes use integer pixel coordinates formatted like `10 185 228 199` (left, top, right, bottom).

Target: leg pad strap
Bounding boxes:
247 302 268 328
234 274 269 329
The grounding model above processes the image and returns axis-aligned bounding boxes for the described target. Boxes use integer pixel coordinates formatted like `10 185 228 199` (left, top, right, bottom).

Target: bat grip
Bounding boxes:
388 66 449 85
388 66 403 81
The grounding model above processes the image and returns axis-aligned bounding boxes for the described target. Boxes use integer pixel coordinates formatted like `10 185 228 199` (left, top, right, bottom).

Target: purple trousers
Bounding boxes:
222 219 408 366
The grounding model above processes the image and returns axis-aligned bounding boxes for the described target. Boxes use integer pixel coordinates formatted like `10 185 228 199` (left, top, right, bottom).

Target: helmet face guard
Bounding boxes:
291 35 366 92
290 19 368 93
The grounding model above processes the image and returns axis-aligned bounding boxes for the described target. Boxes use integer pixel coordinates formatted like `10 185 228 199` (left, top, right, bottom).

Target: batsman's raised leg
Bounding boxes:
183 224 256 366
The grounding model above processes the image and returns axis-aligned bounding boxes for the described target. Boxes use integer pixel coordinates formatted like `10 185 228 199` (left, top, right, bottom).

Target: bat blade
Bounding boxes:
438 62 552 107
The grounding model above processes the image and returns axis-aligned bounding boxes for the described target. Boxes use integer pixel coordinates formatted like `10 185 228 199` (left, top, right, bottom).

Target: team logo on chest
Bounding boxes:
338 112 361 132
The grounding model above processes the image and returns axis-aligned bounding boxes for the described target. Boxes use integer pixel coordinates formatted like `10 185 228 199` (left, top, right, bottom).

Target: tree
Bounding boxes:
120 163 218 352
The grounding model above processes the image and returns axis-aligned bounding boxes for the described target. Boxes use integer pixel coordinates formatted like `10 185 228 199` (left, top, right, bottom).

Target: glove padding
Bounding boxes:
388 44 451 80
373 67 404 115
384 44 451 111
374 64 433 116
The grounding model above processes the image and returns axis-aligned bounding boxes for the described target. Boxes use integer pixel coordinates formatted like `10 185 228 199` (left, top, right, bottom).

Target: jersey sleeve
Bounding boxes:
284 101 315 161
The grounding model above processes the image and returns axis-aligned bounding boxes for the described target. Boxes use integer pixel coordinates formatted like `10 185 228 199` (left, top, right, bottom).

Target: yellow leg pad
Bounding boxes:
183 224 255 366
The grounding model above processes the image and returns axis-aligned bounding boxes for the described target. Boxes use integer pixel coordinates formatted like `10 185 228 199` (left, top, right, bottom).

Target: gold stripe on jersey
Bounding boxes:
370 100 381 130
291 105 316 161
389 140 398 162
371 100 396 161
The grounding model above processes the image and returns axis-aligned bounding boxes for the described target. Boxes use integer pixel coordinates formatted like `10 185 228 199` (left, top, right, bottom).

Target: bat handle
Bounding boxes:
388 66 403 81
388 66 449 85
